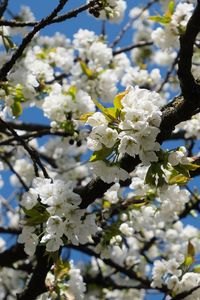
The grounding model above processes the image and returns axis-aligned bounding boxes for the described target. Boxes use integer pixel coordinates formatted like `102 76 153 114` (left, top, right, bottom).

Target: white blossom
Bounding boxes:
68 261 86 300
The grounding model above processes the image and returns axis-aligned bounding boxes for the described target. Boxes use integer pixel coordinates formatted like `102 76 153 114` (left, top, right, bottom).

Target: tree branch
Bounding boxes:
0 0 69 81
110 0 159 48
0 154 29 191
156 52 179 93
0 118 50 178
177 2 200 97
17 247 52 300
0 0 8 18
0 244 26 267
113 41 153 56
171 285 200 300
0 226 21 234
0 0 98 27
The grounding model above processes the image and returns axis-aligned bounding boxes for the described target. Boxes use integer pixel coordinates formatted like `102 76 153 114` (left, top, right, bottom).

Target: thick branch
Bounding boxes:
177 1 200 97
17 247 52 300
0 226 21 234
0 244 26 267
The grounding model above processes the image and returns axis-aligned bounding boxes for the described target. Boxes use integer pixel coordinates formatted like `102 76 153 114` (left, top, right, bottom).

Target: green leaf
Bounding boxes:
12 101 23 117
14 84 25 102
113 90 128 110
184 163 200 171
145 163 166 187
193 264 200 273
54 258 70 280
149 15 171 24
168 0 175 15
80 112 94 122
188 240 195 258
92 98 107 114
184 256 194 267
103 200 111 209
36 51 47 60
168 173 189 185
80 60 94 78
23 204 49 226
149 1 174 25
60 120 75 134
68 85 77 100
129 198 149 210
105 107 117 119
92 98 116 122
145 164 155 186
90 147 114 162
174 164 190 178
184 241 195 267
2 35 16 52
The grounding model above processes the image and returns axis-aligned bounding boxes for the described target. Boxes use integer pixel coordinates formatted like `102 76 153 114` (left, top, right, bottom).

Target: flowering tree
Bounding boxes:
1 0 200 299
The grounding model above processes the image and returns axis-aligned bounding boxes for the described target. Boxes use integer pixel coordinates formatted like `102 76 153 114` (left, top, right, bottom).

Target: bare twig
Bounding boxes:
0 118 50 178
0 154 29 191
113 41 153 56
110 0 159 48
0 0 8 18
0 0 98 27
157 52 179 93
0 0 69 81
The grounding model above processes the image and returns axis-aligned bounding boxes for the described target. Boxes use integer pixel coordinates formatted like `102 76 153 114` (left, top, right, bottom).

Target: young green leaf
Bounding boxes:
89 146 114 162
12 101 23 117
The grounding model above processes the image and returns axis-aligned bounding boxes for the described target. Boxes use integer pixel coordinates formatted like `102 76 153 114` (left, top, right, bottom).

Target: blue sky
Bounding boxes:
8 0 146 44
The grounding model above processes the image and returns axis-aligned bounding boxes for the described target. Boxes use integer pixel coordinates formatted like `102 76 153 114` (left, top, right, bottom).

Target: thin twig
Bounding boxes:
0 0 8 18
0 0 98 27
157 52 179 93
0 0 69 81
110 0 159 48
0 154 29 191
113 41 153 56
171 285 200 300
0 226 21 234
0 118 50 178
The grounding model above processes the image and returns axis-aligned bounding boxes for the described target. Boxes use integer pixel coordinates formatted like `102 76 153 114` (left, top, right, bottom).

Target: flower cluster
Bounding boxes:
151 2 194 50
86 86 162 182
88 0 127 23
152 255 200 300
42 83 95 130
176 112 200 139
18 178 98 256
37 260 86 300
68 261 86 300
